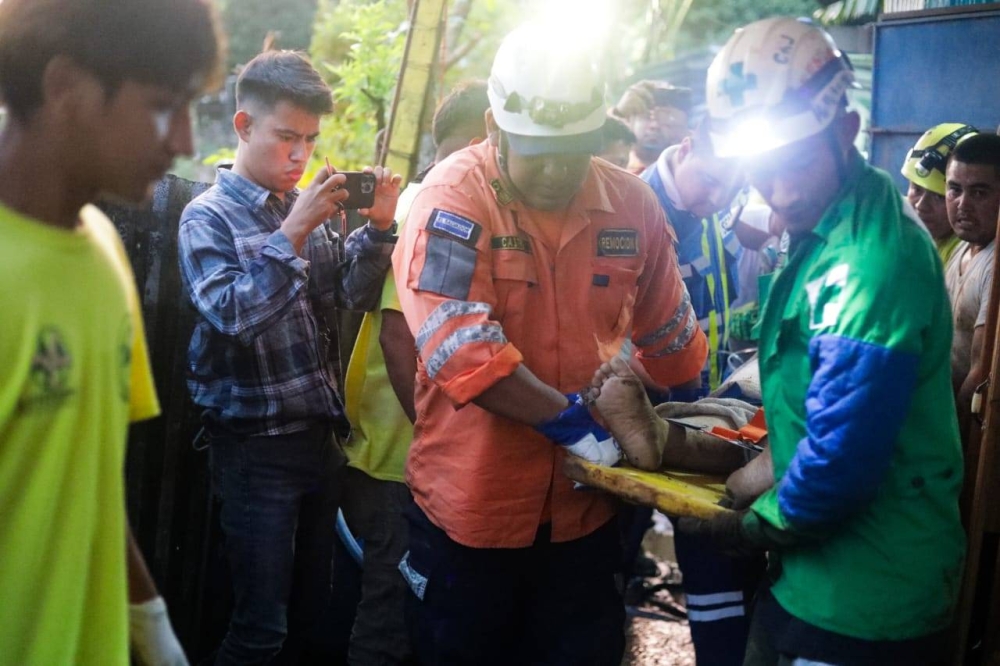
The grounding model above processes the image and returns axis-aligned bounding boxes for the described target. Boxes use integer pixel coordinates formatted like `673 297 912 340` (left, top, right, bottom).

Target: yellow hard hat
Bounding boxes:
901 123 977 195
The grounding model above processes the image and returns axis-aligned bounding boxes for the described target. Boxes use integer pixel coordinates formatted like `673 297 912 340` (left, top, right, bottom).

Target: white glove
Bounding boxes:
129 596 189 666
563 433 623 467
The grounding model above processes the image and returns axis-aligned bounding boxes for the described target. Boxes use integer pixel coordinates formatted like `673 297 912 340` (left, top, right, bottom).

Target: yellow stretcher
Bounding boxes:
563 457 731 520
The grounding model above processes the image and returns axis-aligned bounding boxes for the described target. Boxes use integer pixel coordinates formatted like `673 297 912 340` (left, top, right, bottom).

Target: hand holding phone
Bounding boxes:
281 167 349 254
358 165 403 231
338 171 377 210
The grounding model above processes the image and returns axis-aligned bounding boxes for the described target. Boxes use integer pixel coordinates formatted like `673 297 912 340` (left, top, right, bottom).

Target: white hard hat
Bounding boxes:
488 23 607 156
705 17 856 158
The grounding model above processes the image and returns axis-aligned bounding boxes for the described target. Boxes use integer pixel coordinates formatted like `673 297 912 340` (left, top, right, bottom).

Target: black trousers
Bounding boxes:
401 502 625 666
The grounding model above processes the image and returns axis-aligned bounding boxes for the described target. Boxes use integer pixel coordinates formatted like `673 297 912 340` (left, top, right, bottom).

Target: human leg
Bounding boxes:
341 467 414 665
209 425 338 666
522 520 626 666
280 427 345 664
672 523 766 666
400 502 524 666
749 586 950 666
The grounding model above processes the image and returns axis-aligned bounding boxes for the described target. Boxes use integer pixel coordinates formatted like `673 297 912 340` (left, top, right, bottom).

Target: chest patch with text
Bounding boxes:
597 229 639 257
490 235 532 254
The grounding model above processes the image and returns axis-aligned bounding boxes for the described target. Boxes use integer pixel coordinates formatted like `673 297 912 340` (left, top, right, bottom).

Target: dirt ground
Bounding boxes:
623 613 694 666
621 516 696 665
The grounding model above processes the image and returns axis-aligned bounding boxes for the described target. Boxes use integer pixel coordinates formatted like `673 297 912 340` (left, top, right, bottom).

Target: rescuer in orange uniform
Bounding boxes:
392 23 707 665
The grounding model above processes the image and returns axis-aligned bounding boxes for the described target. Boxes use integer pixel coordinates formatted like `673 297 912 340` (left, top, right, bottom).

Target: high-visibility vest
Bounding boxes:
645 168 741 390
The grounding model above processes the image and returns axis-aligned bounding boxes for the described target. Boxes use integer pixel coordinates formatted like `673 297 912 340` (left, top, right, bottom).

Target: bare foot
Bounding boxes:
590 357 668 470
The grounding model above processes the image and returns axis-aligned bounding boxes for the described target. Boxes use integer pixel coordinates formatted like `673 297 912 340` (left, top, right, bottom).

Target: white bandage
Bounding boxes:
563 433 623 467
129 596 189 666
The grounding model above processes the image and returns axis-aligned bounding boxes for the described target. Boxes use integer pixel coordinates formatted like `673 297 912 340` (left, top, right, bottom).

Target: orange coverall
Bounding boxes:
393 141 707 548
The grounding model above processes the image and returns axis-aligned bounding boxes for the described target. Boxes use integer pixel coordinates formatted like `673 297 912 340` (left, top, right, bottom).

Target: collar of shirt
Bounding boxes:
216 166 299 216
654 144 686 213
809 149 867 242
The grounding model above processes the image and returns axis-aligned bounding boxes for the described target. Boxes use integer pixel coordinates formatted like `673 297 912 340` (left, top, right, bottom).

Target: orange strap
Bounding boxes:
708 408 767 445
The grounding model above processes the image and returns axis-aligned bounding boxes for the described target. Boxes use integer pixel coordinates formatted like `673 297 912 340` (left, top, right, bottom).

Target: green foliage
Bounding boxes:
682 0 821 49
201 147 237 168
440 0 516 90
310 0 408 171
814 0 881 26
216 0 320 69
300 0 828 174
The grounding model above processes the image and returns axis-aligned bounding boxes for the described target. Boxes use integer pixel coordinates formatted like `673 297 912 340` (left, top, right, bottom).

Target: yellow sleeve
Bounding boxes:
82 205 161 422
127 299 160 423
380 267 402 313
380 197 414 314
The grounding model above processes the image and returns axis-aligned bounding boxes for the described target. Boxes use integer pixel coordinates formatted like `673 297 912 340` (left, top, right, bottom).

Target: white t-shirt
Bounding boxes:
732 204 776 310
944 240 994 384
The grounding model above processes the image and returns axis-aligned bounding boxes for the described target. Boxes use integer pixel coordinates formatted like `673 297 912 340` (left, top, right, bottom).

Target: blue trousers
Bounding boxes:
672 520 767 666
209 422 345 666
401 503 625 666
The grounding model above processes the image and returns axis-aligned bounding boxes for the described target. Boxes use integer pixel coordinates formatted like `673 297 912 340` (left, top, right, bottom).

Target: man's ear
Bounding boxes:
42 55 102 122
233 110 253 142
676 136 694 164
836 110 861 154
485 109 500 147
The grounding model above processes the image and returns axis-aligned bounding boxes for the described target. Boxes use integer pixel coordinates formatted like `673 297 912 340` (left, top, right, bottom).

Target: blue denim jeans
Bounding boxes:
209 422 346 666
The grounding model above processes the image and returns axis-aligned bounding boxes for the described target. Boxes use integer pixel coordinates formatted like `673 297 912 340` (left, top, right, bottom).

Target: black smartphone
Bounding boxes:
339 171 377 209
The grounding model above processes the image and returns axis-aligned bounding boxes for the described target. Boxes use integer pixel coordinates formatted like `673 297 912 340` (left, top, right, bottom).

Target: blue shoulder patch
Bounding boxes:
427 209 482 247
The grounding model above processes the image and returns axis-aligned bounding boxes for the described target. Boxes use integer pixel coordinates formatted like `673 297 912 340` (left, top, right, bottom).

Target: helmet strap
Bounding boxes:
495 129 530 206
824 127 848 184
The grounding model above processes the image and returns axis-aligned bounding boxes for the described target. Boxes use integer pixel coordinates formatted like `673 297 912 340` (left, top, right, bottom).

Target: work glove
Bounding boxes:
675 509 764 557
129 596 189 666
677 507 804 557
535 393 623 467
730 307 760 343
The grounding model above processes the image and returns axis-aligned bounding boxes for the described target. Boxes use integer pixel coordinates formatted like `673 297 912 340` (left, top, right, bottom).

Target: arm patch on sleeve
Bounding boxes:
418 234 477 300
426 209 482 247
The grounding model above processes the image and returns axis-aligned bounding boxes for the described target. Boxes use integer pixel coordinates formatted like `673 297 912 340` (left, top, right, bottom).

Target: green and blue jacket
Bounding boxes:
748 152 965 641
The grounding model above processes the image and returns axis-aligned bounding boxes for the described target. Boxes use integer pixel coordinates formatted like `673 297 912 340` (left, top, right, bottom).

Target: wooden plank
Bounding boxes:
382 0 448 180
953 205 1000 663
983 540 1000 662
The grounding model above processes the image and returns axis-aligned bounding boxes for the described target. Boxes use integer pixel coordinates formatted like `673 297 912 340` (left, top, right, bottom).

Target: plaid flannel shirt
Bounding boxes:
178 168 396 436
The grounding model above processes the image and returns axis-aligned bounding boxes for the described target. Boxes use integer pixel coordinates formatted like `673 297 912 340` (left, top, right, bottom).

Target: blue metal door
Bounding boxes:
871 6 1000 191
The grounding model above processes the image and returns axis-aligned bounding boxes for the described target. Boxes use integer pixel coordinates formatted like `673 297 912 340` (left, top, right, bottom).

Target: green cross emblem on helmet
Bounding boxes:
720 62 757 108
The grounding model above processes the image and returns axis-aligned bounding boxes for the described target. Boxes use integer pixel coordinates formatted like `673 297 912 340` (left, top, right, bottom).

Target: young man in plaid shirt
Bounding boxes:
178 50 400 665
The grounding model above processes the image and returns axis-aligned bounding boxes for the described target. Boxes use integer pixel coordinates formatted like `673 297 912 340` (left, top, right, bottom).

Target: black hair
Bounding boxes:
0 0 225 121
432 80 489 148
951 133 1000 174
236 50 333 116
613 80 692 119
601 115 636 145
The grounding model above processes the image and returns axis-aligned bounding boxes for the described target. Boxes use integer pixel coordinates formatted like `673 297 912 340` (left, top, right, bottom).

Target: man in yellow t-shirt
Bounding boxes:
0 2 223 664
340 80 488 665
